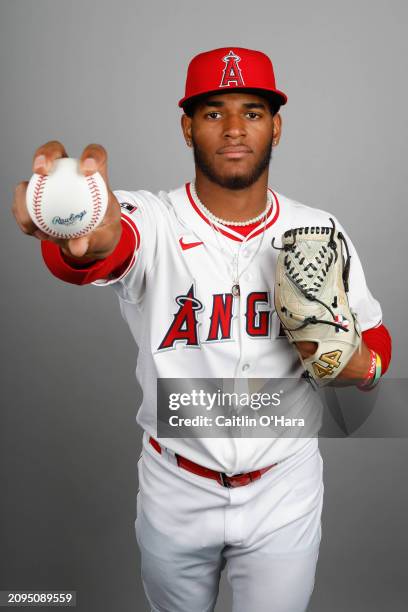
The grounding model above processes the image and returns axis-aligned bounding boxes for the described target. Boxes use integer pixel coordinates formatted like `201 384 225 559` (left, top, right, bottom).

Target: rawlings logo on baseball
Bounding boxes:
52 210 88 226
26 157 108 239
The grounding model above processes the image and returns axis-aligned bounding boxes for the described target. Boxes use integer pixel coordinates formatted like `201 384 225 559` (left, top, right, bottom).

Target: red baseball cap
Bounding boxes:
178 47 287 110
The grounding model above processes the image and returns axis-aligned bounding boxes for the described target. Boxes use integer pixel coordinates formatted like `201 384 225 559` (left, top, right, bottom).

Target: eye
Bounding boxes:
206 111 222 119
246 112 261 120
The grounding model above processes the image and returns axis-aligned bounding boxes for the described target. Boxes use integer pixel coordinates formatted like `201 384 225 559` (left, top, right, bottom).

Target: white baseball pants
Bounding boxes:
135 434 323 612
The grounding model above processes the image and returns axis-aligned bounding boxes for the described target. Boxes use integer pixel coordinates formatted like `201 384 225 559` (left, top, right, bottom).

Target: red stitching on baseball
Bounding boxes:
85 175 104 234
32 175 48 231
44 175 104 239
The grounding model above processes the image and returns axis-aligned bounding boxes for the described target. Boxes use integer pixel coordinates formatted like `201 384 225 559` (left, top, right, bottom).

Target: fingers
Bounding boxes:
295 341 318 359
79 144 110 186
32 141 107 182
14 141 119 258
62 206 122 260
12 175 74 246
65 236 90 258
12 181 39 237
32 140 68 175
12 180 61 243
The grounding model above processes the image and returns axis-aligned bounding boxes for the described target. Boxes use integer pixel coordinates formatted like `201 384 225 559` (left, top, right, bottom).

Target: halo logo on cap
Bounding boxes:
220 50 245 88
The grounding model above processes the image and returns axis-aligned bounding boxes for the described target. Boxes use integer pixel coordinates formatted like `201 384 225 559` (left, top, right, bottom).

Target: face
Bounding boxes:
181 92 281 190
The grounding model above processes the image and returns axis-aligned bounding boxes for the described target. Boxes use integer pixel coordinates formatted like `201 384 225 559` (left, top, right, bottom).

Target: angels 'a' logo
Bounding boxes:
220 50 245 88
158 285 204 350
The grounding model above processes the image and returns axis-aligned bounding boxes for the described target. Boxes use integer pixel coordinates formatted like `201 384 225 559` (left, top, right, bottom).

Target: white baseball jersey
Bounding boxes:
92 183 382 474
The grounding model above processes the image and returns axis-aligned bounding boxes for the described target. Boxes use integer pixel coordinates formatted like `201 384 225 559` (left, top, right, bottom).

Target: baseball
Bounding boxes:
26 157 108 239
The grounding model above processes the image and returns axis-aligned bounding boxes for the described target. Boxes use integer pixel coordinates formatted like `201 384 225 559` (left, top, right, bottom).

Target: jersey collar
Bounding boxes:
185 182 280 243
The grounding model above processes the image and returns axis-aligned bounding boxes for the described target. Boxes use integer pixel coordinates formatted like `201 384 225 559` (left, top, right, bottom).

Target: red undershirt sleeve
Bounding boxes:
361 323 392 375
41 218 136 286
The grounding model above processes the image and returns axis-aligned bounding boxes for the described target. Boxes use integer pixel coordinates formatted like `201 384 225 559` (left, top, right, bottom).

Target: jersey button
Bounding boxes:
242 363 250 372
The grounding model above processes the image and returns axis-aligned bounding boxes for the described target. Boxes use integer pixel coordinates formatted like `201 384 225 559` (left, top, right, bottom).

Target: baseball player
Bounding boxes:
13 47 392 612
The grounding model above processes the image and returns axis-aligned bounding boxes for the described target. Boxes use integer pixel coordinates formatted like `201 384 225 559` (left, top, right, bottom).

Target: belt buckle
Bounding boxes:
221 472 253 488
220 472 232 487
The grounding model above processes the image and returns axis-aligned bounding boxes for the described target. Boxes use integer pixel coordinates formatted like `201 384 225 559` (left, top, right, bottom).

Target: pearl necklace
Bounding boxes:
190 182 273 227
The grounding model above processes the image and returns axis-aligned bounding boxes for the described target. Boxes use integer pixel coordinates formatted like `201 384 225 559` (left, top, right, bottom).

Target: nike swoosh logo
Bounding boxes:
179 237 204 251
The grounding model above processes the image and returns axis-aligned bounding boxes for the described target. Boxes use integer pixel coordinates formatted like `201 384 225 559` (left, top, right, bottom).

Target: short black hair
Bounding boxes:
182 89 282 118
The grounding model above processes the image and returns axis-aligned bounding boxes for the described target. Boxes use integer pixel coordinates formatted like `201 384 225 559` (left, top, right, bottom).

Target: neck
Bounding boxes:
194 170 269 222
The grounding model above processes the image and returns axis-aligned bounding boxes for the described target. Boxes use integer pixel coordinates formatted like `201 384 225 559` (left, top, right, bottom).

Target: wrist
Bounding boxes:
357 350 382 391
60 222 123 268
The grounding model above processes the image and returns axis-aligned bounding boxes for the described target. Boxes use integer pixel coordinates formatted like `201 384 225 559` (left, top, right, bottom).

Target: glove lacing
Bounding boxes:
272 218 352 333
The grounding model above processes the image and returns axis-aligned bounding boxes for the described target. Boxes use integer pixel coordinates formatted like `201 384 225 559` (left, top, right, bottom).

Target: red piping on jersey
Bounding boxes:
185 182 280 242
121 213 140 245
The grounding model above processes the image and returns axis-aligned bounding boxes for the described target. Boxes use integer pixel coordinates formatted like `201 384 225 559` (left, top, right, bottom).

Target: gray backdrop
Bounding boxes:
1 0 407 610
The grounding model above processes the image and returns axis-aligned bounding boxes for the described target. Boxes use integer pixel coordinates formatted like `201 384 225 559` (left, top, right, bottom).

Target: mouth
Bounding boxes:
217 145 253 159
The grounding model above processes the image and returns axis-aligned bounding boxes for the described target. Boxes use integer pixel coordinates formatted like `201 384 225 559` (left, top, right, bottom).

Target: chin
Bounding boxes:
193 144 271 190
215 172 258 190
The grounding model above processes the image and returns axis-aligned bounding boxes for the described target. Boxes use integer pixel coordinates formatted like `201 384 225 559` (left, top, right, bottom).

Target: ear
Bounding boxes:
181 114 193 147
272 112 282 147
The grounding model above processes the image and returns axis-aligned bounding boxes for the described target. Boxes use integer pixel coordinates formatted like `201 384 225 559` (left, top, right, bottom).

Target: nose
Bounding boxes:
222 113 246 140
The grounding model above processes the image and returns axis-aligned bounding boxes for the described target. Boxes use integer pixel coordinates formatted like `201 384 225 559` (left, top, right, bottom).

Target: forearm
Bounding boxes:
337 341 371 380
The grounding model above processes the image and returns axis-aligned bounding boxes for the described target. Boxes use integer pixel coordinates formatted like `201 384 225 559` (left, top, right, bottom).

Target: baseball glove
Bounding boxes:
273 218 361 385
